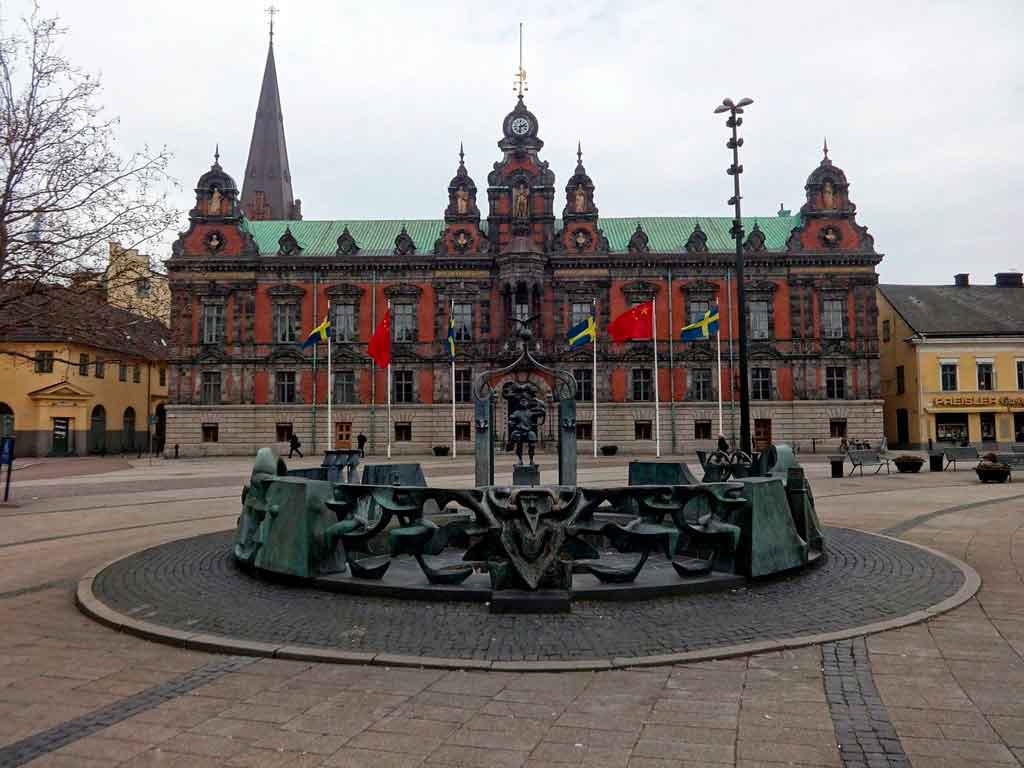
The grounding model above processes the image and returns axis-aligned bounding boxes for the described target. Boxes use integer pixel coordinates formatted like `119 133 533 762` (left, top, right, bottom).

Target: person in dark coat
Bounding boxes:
288 433 303 458
356 432 367 457
717 433 730 454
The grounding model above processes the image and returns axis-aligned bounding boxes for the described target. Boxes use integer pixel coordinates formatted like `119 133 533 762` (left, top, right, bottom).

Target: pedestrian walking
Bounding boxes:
356 432 367 457
288 433 303 458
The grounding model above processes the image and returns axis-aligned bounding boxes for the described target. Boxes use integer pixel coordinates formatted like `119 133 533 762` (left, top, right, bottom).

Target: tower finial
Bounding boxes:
577 140 582 164
266 4 278 43
513 22 528 98
458 141 465 166
214 143 220 165
822 136 829 160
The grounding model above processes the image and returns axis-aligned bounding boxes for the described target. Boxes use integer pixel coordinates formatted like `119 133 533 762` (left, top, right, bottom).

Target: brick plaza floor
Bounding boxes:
1 452 1023 767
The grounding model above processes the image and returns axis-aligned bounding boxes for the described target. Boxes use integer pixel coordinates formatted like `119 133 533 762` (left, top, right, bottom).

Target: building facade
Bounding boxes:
878 274 1024 449
0 287 168 457
164 39 884 457
105 242 171 325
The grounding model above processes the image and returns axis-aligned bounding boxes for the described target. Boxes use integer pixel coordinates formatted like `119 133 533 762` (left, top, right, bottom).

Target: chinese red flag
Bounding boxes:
367 309 392 368
607 300 655 342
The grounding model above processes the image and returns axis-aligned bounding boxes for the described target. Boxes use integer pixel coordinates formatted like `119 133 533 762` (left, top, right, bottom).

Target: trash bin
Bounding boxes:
929 452 944 472
828 455 845 479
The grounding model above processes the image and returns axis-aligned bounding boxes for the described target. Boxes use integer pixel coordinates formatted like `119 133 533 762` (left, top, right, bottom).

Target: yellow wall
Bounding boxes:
877 290 1024 447
105 243 171 325
0 341 167 457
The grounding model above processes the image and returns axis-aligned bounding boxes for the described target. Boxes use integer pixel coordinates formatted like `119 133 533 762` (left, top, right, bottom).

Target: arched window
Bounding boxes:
89 405 107 454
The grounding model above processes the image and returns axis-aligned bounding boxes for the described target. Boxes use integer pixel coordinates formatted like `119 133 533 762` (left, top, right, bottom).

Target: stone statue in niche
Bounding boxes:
209 187 223 216
574 184 587 212
206 231 223 251
822 180 835 209
513 183 529 218
455 185 469 215
503 381 546 466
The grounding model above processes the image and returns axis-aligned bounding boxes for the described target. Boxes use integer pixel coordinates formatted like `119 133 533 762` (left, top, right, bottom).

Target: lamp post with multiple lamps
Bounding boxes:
714 97 754 456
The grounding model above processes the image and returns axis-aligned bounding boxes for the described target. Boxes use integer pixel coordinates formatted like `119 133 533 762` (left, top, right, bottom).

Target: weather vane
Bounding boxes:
266 5 278 42
513 22 528 97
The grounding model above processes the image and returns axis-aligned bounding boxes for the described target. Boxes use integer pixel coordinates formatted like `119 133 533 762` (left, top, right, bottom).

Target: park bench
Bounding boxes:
943 446 980 470
995 453 1024 469
847 449 891 476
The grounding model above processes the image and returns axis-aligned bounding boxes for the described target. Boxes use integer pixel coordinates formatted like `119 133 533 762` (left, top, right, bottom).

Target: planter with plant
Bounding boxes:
893 454 924 473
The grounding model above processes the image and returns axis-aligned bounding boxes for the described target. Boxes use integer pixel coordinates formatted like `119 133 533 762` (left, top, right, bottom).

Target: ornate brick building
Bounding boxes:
165 38 884 456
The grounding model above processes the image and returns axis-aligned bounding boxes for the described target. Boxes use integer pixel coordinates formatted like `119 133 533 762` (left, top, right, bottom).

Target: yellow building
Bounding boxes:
104 242 170 326
0 286 168 457
878 273 1024 449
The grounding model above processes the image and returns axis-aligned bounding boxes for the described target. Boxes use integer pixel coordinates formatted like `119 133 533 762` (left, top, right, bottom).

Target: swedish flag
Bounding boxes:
680 306 720 341
567 315 597 349
447 312 456 360
300 314 330 349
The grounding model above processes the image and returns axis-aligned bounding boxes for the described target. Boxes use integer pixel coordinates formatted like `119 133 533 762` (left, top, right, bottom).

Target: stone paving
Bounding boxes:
0 454 1022 766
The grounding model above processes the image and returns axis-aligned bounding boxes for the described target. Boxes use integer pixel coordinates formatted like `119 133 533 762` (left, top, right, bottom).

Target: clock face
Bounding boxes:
511 117 530 136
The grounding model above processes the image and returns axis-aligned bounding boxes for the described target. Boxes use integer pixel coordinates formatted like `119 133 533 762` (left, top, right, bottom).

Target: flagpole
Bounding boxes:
653 296 661 458
716 311 723 436
386 300 392 459
327 300 333 452
592 298 597 458
450 299 456 460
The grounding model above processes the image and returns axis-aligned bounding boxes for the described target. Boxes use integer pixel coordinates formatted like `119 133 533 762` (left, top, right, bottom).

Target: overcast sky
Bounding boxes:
7 0 1023 284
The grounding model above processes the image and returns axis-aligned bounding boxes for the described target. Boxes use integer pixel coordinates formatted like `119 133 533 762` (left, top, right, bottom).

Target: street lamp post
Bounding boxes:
714 97 754 455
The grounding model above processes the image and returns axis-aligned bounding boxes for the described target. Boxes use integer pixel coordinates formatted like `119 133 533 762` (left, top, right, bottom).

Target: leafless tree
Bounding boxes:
0 4 178 335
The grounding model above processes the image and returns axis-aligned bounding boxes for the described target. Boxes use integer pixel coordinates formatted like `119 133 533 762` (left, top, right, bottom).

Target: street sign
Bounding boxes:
0 437 14 466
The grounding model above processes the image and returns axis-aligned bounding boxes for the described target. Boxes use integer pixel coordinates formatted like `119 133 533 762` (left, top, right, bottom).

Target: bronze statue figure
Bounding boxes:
503 381 545 466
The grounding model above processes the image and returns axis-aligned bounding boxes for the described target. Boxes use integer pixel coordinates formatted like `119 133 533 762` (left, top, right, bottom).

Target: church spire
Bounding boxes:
241 13 300 221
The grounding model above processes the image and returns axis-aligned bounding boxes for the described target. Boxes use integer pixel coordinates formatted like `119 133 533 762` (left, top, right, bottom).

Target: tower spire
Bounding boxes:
577 140 583 165
822 136 829 159
241 14 299 221
513 22 528 98
459 141 465 166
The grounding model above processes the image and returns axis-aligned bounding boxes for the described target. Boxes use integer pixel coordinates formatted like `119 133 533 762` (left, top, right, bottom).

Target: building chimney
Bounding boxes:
954 273 969 287
994 272 1023 288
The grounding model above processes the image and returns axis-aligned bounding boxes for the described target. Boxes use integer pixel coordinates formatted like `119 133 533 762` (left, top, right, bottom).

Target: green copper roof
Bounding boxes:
241 215 800 255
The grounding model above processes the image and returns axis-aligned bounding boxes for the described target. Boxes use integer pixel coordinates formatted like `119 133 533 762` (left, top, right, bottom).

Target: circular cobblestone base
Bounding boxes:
86 527 969 665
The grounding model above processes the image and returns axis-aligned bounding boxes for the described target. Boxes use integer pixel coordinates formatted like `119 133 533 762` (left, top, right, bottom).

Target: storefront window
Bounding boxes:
1015 413 1024 443
935 413 969 444
980 413 996 443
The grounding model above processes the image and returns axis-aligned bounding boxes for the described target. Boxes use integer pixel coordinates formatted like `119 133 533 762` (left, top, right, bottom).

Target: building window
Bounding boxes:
95 358 105 378
455 422 471 441
454 368 472 403
896 365 905 395
393 304 415 342
333 303 357 342
634 420 653 440
275 422 293 442
119 363 128 382
882 319 891 342
632 368 653 401
576 420 593 441
691 368 712 401
514 300 530 322
823 299 845 339
826 366 846 399
35 350 54 373
694 420 712 440
452 303 473 341
201 371 221 404
202 303 225 345
574 368 593 401
830 418 848 438
751 367 771 400
749 300 770 340
1018 360 1024 390
202 423 219 443
395 422 412 442
570 302 591 329
79 353 89 376
159 367 166 387
136 277 151 298
688 299 710 326
273 303 300 343
133 364 140 384
276 371 296 403
941 362 958 392
393 370 414 403
334 370 356 403
977 362 994 391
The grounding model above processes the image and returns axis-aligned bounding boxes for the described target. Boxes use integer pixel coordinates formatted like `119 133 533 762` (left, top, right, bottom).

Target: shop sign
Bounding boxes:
932 395 1024 408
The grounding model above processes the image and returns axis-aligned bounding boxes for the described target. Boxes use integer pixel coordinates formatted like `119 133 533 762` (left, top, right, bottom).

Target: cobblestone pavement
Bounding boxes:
0 454 1023 766
91 528 963 662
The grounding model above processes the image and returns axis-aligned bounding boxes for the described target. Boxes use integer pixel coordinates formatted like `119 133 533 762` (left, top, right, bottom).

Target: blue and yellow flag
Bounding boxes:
680 305 720 341
567 315 597 349
447 312 456 360
300 314 331 349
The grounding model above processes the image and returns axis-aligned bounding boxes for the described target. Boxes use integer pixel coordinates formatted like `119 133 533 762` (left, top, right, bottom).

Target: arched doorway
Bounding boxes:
0 402 13 439
123 407 136 452
154 403 166 455
89 405 107 454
